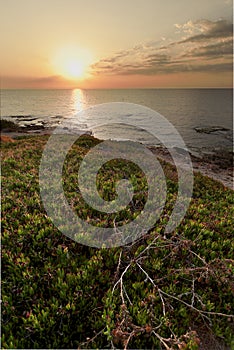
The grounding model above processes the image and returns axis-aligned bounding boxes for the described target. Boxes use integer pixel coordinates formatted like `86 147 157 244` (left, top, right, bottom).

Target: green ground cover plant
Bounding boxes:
1 135 234 349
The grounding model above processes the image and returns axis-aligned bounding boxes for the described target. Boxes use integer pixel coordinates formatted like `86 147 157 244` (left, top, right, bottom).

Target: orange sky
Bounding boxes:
1 0 233 89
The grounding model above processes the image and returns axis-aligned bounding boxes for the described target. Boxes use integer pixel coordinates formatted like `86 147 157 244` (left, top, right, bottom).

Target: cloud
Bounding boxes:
178 19 233 44
1 75 72 88
181 39 233 59
91 19 233 77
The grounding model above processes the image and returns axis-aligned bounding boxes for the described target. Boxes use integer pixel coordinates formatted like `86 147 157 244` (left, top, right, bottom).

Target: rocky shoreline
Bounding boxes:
1 120 233 190
149 146 233 190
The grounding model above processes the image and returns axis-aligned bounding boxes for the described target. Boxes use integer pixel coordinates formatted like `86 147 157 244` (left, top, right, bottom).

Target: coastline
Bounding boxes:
149 146 233 190
1 126 233 190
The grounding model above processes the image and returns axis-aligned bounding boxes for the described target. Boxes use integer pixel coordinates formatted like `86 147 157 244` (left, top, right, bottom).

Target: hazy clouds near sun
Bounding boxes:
92 19 233 76
1 0 233 88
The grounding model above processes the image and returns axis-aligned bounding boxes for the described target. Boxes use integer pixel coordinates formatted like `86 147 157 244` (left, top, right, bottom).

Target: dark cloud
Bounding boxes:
92 19 233 77
179 19 233 44
110 60 232 76
181 39 233 59
145 54 170 64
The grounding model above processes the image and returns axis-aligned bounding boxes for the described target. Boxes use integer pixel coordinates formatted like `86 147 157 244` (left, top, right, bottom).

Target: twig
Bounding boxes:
135 234 160 259
123 284 132 305
191 278 195 307
78 327 106 349
114 248 123 281
190 250 207 265
113 263 132 293
152 331 171 350
158 289 166 316
136 262 156 287
159 288 234 319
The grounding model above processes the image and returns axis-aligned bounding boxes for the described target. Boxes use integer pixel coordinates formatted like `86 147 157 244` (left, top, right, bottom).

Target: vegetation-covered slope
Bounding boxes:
1 135 233 349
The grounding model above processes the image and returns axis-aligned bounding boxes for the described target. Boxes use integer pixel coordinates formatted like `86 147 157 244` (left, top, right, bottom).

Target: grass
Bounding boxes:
1 135 234 349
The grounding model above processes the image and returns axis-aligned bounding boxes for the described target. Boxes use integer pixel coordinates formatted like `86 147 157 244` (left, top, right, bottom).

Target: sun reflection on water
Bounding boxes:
71 89 85 114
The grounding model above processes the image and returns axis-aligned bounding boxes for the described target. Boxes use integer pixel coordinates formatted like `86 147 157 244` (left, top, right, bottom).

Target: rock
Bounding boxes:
202 149 233 169
20 123 45 130
0 119 19 131
194 126 230 134
173 146 189 156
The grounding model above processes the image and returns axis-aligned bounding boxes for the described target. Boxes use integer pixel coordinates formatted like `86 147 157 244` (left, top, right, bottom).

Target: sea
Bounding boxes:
1 88 233 157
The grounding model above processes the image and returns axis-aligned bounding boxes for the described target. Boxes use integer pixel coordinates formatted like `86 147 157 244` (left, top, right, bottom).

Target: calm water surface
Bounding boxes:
1 89 233 155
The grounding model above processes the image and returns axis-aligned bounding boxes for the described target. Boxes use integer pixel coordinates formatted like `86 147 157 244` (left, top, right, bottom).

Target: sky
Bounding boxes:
1 0 233 89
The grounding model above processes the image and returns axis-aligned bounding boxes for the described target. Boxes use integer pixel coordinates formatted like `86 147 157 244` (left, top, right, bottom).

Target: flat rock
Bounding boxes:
194 126 230 134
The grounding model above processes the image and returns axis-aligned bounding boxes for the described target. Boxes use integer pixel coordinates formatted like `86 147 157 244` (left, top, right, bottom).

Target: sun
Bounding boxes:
52 46 93 80
63 59 85 79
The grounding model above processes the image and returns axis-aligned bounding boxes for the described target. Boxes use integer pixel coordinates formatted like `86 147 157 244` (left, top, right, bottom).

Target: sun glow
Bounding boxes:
52 46 93 80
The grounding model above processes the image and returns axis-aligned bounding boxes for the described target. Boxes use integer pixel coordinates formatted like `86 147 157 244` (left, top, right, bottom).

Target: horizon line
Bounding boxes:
1 86 233 90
